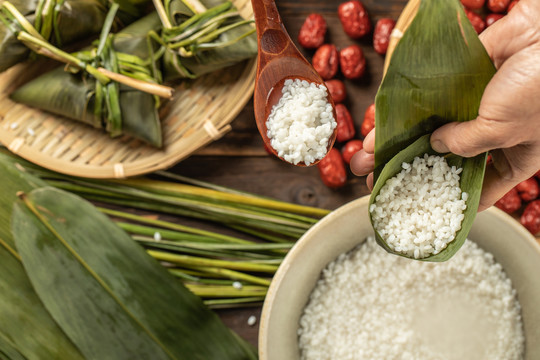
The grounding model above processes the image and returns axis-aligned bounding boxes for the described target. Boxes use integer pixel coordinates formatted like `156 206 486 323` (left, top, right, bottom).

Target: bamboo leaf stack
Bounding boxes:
370 0 496 261
0 152 269 358
0 149 329 308
0 160 84 359
13 188 257 359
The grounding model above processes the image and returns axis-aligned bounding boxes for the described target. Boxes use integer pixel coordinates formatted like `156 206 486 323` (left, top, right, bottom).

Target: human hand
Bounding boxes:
350 128 374 190
351 0 540 211
431 0 540 211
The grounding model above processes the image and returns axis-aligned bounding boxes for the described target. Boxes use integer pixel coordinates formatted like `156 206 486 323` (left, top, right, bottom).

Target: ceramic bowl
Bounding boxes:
259 196 540 359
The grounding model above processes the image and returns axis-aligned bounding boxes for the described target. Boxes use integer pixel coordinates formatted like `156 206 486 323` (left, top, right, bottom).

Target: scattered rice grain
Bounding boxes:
247 315 257 326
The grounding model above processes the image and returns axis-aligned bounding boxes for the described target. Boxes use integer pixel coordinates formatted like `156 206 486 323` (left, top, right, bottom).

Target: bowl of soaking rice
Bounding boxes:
259 196 540 360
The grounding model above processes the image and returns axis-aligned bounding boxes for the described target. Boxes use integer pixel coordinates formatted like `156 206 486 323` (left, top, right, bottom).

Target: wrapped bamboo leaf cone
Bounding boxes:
370 0 495 261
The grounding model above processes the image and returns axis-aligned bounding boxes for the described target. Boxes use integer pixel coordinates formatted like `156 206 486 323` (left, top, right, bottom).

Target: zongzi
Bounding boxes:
0 0 151 73
11 12 164 147
155 0 257 80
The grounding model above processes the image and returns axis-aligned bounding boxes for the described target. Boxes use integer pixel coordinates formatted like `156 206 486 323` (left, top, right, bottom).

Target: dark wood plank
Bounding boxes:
217 307 262 348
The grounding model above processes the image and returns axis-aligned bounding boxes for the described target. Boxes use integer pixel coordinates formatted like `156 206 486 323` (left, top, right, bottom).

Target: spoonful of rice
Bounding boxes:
251 0 337 166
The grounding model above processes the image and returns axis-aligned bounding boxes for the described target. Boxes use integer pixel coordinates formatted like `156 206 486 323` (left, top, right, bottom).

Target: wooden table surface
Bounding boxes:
166 0 540 349
169 0 409 347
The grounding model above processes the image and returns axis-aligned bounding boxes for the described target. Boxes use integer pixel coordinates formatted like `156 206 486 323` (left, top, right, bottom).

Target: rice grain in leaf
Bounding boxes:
369 0 496 261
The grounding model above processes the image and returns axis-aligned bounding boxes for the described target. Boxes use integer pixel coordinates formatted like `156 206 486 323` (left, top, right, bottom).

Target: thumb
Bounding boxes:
430 117 508 157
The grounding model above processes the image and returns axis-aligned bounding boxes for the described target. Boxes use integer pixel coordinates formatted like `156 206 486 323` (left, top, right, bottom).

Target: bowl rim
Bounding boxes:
258 195 540 358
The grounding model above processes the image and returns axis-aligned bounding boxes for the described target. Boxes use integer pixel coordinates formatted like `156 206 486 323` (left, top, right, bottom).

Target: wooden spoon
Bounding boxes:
251 0 337 166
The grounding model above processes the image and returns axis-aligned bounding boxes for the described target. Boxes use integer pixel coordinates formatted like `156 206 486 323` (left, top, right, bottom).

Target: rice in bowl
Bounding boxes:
298 236 524 360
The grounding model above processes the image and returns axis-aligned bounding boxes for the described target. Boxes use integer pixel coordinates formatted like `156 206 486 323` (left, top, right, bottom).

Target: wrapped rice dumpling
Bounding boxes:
0 0 150 73
11 13 164 147
8 0 257 147
157 0 257 80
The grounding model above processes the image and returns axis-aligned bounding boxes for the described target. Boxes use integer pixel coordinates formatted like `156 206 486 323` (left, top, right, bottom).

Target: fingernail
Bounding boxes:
431 139 449 153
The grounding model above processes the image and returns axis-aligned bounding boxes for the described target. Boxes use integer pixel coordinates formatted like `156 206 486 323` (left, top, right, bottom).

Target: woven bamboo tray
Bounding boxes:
0 0 256 179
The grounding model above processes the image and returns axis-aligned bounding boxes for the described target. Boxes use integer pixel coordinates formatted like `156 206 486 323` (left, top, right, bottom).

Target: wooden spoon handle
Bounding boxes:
251 0 298 61
251 0 283 32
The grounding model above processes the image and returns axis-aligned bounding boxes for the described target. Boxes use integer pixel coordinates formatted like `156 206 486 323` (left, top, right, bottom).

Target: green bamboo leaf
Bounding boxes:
0 154 84 359
189 266 272 286
12 187 256 360
374 0 495 176
0 333 25 360
134 237 273 260
204 297 265 308
149 250 280 272
185 284 267 298
161 0 257 80
119 222 225 243
370 0 495 261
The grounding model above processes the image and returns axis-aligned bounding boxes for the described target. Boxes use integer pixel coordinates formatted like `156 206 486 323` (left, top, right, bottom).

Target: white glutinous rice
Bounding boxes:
298 237 525 360
370 154 467 259
247 315 257 327
266 79 337 166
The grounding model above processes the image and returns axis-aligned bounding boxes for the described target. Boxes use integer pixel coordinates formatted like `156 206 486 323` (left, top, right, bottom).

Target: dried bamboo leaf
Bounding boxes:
12 187 256 360
370 0 496 261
